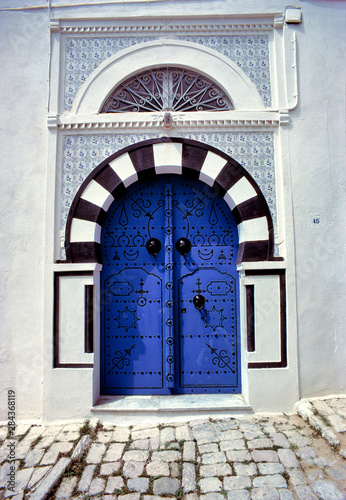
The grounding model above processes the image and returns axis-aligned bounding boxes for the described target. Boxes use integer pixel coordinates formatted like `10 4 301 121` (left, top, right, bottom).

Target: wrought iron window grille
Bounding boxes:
101 67 233 113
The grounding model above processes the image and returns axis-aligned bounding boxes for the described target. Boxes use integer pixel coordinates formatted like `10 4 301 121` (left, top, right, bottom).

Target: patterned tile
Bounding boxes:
64 35 271 110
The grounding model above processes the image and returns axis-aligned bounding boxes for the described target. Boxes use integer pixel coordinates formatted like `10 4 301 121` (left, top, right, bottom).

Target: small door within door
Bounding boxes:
100 175 240 394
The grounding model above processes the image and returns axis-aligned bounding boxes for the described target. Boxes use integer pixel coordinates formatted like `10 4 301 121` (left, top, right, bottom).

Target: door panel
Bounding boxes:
100 175 240 395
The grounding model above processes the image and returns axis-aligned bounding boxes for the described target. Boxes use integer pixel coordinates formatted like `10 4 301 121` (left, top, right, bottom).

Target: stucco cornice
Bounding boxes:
50 111 283 131
54 15 280 34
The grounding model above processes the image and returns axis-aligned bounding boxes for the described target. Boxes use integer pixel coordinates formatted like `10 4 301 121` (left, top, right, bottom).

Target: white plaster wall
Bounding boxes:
283 3 346 397
0 0 345 421
0 10 49 421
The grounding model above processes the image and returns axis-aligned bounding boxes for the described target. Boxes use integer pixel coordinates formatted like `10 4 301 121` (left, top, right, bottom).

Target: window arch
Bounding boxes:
100 67 233 113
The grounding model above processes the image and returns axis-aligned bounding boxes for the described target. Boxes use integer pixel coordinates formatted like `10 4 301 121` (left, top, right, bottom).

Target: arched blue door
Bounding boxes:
100 175 240 394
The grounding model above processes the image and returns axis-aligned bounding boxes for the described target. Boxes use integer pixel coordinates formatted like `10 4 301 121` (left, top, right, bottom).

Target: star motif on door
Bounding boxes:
114 306 139 332
204 305 227 331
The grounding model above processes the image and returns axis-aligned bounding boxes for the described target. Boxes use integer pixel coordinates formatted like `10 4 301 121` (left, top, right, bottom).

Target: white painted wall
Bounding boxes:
0 0 344 421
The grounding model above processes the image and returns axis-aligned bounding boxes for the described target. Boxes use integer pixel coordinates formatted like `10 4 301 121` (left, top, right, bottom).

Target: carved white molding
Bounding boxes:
56 16 278 34
53 111 282 130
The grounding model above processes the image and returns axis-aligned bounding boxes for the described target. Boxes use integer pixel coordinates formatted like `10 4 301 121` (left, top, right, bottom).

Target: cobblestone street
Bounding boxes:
0 397 345 500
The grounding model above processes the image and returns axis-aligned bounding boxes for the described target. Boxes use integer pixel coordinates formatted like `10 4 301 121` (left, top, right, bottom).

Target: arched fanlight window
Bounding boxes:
101 67 233 113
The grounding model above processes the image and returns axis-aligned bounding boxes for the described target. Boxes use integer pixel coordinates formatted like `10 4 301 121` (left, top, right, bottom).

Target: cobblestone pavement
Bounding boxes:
0 397 345 500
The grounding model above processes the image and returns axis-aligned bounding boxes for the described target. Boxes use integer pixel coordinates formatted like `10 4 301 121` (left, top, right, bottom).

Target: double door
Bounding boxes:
100 175 240 394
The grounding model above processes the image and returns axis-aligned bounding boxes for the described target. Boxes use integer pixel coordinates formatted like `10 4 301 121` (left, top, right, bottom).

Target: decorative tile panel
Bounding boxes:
64 35 271 110
60 132 277 259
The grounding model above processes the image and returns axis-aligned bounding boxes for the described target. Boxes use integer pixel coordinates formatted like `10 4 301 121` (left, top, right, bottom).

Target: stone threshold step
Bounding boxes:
91 394 253 414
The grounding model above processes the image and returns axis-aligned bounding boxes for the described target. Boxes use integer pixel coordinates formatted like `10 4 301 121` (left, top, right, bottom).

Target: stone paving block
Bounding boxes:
306 467 326 481
200 463 233 477
113 427 131 442
55 476 78 499
311 479 344 499
123 450 149 462
5 466 33 498
297 446 316 460
277 449 299 468
176 425 192 441
24 448 45 468
221 430 243 440
220 439 246 451
170 461 180 477
261 424 277 436
199 477 222 493
151 450 181 462
16 440 36 460
85 442 106 464
71 434 91 460
214 420 238 432
89 477 106 495
234 462 258 476
13 424 32 437
287 468 307 486
200 494 226 500
35 435 56 449
153 477 180 495
326 465 346 481
128 477 149 493
100 461 122 475
278 490 294 500
251 487 280 500
0 442 10 462
149 436 160 450
247 438 274 450
224 475 251 490
312 400 334 416
244 430 266 440
40 442 73 465
78 464 96 492
130 439 150 450
30 457 71 500
57 431 80 442
143 497 167 500
123 460 145 478
201 451 226 464
168 441 180 450
226 450 251 462
238 423 261 434
271 433 290 448
294 485 319 500
252 474 287 488
132 427 159 441
96 431 114 443
105 475 125 493
184 494 199 500
314 455 335 468
160 426 175 445
227 490 251 500
183 441 196 461
199 443 219 454
257 463 284 475
146 460 170 476
118 494 141 500
182 462 196 493
60 423 82 433
326 414 346 433
104 442 126 462
285 433 310 448
27 466 52 489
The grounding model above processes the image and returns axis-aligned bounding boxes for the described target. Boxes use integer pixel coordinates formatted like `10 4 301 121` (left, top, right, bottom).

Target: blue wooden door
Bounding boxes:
100 175 240 394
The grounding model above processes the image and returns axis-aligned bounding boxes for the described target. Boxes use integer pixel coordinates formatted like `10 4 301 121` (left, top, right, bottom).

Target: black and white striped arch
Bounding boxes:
65 137 274 264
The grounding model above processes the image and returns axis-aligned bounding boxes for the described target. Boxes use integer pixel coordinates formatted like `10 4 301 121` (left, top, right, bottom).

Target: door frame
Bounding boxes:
64 137 277 402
